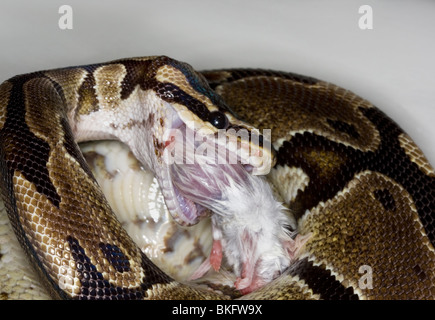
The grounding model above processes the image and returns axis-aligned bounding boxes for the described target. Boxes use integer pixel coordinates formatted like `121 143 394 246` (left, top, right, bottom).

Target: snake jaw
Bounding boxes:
154 101 275 226
146 62 276 226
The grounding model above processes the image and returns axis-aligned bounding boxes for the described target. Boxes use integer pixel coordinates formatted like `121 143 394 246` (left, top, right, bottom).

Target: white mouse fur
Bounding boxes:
167 123 310 293
211 173 294 292
171 156 304 293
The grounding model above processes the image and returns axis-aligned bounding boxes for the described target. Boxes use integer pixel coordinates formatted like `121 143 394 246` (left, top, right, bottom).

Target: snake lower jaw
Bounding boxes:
172 184 212 226
153 109 274 226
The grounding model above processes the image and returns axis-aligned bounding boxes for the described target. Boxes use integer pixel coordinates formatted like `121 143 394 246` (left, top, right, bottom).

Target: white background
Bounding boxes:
0 0 434 165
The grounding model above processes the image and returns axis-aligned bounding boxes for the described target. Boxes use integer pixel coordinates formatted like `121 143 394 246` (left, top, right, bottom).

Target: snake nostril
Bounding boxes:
209 111 229 129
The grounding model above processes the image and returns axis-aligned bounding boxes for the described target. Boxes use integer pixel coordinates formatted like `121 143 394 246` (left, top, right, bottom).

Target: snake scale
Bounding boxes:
0 56 434 300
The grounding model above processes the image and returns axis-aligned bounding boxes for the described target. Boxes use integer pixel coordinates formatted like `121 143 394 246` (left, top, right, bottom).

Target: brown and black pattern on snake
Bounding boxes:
204 69 434 240
65 236 169 300
204 69 435 299
1 57 434 299
1 75 64 207
0 73 160 299
0 58 230 299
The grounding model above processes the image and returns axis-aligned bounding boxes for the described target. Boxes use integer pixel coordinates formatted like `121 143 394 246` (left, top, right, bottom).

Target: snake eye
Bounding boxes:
209 111 229 129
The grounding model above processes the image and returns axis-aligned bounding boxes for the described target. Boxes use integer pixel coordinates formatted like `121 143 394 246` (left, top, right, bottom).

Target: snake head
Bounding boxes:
141 57 275 226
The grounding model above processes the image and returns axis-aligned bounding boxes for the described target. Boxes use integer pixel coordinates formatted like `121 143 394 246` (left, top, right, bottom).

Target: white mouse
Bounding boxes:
171 157 310 294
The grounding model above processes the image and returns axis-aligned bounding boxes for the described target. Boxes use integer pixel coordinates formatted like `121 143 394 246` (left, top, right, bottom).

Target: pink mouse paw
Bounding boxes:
235 276 265 295
210 239 222 272
189 239 223 281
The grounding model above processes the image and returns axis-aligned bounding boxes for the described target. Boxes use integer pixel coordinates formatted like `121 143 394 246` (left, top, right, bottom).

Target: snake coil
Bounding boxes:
0 56 434 299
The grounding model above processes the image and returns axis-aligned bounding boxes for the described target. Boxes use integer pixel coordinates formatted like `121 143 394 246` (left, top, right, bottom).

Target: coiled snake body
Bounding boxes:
0 56 434 299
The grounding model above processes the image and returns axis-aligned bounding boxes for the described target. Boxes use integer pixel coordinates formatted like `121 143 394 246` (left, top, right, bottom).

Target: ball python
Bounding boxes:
0 56 434 300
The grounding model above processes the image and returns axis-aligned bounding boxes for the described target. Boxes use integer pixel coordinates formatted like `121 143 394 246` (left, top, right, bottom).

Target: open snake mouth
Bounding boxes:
158 109 272 226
